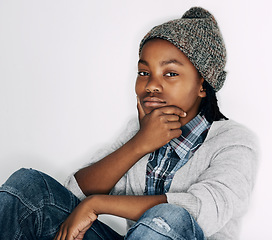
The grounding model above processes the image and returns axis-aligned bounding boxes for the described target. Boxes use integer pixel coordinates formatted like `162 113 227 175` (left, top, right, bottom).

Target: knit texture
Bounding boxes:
139 7 227 92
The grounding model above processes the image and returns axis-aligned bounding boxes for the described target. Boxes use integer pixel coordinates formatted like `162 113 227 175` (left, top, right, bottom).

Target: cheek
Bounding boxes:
167 85 200 110
135 79 145 96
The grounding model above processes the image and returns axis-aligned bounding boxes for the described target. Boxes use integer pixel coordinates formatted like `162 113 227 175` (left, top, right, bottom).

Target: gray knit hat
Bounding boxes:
139 7 227 92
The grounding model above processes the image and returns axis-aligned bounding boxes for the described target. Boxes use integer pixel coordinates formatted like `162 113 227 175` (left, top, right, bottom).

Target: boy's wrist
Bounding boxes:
85 195 105 215
128 133 151 157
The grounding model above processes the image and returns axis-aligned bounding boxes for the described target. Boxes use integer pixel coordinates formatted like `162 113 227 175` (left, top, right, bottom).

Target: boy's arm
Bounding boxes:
91 194 167 221
74 104 186 196
74 136 149 196
55 194 167 240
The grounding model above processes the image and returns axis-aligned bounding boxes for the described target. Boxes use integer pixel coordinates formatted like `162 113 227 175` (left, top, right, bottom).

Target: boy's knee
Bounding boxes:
3 168 40 188
1 168 77 211
0 168 48 209
143 203 189 221
1 168 51 199
3 168 63 196
126 204 205 239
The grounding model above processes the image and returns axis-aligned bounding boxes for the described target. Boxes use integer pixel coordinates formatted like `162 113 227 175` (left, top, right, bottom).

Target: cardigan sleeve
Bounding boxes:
166 126 258 237
65 118 139 199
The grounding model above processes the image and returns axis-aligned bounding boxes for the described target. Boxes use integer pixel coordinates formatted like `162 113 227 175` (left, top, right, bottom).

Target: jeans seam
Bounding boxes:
0 187 37 211
14 230 24 240
37 170 55 205
0 188 75 239
37 170 79 213
0 187 74 222
189 214 197 239
20 203 74 238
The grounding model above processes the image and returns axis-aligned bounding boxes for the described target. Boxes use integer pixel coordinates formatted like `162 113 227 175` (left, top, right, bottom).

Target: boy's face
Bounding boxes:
135 39 206 125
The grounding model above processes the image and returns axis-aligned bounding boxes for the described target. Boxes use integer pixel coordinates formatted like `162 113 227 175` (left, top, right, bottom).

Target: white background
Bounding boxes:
0 0 271 238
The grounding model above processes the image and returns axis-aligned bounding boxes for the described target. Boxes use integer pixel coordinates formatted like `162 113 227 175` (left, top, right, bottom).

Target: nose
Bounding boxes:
145 76 162 93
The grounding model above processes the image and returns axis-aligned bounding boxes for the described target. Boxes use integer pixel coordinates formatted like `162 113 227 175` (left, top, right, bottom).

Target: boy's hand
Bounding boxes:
136 97 186 154
54 197 98 240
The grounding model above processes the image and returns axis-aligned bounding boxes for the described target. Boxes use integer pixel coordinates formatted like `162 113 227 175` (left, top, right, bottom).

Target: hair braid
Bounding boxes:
199 81 228 123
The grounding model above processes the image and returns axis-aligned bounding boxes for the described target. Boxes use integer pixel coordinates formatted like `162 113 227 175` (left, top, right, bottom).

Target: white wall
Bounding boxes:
0 0 271 238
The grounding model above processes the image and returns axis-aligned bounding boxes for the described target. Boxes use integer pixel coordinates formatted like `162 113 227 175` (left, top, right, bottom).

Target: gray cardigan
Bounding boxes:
65 119 258 239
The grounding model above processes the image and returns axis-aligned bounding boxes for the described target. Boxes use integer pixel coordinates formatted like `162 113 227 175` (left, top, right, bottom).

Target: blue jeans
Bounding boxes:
0 168 205 240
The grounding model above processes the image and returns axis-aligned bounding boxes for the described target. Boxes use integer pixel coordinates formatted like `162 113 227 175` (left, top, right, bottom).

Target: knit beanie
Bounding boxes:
139 7 227 92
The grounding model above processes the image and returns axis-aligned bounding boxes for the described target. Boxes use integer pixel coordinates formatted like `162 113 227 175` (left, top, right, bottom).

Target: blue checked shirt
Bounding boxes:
144 114 211 195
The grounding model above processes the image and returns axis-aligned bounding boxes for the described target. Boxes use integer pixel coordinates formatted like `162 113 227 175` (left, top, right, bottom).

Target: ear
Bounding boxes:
198 78 206 98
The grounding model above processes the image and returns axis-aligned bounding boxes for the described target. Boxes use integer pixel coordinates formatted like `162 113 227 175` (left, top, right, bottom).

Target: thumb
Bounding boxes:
137 96 145 122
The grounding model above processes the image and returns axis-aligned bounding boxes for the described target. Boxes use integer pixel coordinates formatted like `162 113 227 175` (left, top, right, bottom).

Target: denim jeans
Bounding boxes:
0 168 205 240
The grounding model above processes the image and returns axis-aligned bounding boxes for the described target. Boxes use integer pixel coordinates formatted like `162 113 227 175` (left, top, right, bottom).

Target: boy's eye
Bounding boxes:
138 71 149 76
165 72 178 77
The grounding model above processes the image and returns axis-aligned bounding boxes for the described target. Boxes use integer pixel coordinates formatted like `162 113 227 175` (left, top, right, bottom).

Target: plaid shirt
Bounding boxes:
144 114 211 195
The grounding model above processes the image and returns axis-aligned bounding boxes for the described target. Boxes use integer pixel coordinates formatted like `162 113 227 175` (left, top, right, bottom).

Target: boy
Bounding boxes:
0 7 257 240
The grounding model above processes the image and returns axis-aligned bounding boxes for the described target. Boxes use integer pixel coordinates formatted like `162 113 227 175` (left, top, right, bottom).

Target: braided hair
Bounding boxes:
199 80 228 123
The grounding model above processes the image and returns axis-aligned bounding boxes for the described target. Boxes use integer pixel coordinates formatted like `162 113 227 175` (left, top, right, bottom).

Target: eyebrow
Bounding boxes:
138 59 183 66
138 59 149 66
160 59 184 66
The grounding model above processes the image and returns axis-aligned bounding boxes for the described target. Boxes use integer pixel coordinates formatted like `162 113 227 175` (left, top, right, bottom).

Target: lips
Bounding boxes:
143 97 167 108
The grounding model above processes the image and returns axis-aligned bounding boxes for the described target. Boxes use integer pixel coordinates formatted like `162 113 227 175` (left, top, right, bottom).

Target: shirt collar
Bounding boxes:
169 114 211 159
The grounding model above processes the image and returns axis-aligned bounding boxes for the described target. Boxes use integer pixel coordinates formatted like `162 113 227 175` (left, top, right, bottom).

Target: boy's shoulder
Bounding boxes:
207 119 257 150
113 117 139 146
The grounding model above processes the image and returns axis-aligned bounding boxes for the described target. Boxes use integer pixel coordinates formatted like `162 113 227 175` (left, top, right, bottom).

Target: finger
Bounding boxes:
54 227 63 240
167 121 182 130
54 227 66 240
67 231 76 240
137 96 146 121
159 106 187 118
164 114 180 122
74 223 92 240
60 228 68 240
53 232 58 240
170 129 182 139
